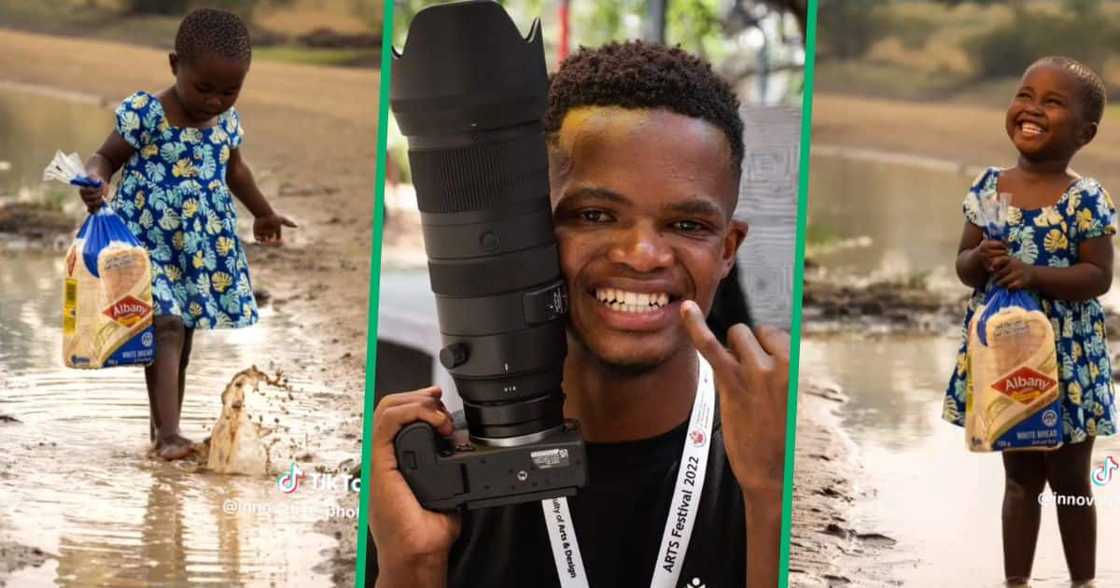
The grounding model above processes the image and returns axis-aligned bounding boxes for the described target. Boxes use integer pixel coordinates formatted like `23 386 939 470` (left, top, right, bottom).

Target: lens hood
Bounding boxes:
391 1 547 136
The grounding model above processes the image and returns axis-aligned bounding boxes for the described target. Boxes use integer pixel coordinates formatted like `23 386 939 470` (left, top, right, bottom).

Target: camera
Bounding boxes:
389 0 587 511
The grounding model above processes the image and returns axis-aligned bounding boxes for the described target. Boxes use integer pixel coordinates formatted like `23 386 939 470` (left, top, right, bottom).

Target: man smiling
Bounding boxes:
369 41 789 587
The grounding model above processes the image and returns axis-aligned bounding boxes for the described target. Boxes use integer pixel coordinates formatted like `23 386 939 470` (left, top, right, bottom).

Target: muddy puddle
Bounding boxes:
801 335 1120 586
0 86 359 586
1 248 359 588
0 81 109 200
806 150 976 288
807 151 1120 308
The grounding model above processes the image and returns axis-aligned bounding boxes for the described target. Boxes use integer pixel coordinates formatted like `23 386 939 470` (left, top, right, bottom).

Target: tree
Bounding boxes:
122 0 258 17
815 0 888 60
124 0 189 14
727 0 806 40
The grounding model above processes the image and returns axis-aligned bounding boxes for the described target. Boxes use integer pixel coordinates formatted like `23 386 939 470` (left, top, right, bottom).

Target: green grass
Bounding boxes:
815 60 972 101
804 221 842 249
254 45 379 68
88 14 179 49
0 0 118 35
941 76 1019 108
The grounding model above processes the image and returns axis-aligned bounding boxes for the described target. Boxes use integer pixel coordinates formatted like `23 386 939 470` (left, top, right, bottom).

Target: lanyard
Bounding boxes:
543 351 716 588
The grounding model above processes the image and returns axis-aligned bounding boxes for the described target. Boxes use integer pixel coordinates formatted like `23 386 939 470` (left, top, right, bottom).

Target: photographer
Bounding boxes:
368 41 789 587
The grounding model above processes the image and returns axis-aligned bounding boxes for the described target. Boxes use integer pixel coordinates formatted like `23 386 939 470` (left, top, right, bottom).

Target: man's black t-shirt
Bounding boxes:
366 413 746 587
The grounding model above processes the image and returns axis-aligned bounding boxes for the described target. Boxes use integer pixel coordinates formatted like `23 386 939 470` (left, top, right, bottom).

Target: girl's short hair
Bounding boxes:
1028 56 1107 125
175 8 251 65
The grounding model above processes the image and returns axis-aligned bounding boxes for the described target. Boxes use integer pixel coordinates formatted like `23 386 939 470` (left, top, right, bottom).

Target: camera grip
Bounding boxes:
393 421 466 510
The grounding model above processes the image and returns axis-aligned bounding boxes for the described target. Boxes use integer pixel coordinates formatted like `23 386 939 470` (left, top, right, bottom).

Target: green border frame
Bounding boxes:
355 0 818 584
355 0 395 583
779 0 818 585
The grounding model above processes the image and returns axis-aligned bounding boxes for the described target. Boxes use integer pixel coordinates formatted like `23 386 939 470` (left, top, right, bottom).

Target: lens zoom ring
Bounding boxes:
409 134 548 214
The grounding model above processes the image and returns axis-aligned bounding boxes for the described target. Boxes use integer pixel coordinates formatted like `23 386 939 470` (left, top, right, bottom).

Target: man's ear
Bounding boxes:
720 218 748 279
169 52 180 76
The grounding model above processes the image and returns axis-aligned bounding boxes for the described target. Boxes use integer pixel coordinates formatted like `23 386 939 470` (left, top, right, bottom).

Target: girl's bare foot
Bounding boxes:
155 434 194 460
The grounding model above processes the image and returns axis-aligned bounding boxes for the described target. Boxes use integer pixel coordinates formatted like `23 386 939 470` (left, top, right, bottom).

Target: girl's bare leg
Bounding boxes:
1045 437 1096 583
1003 449 1047 583
144 316 193 460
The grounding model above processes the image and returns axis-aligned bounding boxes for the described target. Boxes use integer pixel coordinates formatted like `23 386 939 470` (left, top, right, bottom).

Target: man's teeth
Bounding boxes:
1021 122 1043 136
595 288 670 313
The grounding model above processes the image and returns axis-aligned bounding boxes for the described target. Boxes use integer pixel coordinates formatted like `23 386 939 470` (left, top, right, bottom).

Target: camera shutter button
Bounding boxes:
439 343 469 369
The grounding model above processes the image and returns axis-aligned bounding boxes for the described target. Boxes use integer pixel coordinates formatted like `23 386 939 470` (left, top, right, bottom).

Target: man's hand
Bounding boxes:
370 387 461 588
681 300 788 587
680 300 789 495
253 213 297 245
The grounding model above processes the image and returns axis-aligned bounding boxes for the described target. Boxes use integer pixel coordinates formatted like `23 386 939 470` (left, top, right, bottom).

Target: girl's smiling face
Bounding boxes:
1005 63 1096 162
170 53 249 125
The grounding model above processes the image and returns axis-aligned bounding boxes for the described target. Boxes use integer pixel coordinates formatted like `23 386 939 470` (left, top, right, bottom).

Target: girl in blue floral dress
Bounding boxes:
78 9 295 460
945 57 1116 585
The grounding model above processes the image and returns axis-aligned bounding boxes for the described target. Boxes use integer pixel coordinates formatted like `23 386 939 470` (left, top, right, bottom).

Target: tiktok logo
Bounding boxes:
1091 456 1118 487
276 463 304 494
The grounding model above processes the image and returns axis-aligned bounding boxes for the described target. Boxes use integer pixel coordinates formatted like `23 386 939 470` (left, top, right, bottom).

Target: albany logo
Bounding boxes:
992 366 1056 404
103 295 151 327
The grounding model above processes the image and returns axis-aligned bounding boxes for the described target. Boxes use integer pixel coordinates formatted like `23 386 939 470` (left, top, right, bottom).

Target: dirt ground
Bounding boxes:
0 28 382 586
788 383 904 587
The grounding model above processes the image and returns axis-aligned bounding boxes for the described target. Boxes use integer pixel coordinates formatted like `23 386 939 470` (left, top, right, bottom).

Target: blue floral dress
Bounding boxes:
109 91 258 329
944 167 1118 444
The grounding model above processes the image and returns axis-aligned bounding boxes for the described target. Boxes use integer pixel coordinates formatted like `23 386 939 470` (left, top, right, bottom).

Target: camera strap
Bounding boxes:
542 351 716 588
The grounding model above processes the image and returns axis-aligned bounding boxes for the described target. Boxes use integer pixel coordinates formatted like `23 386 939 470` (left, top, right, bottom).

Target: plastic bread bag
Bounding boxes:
42 150 103 189
63 207 156 368
965 192 1062 451
45 152 156 368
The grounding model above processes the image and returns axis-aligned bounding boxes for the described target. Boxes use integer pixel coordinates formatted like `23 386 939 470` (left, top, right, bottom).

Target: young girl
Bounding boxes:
945 56 1116 586
78 8 295 460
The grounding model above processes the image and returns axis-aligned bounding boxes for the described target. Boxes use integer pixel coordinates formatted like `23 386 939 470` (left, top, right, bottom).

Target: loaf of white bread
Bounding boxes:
64 239 154 368
966 303 1062 451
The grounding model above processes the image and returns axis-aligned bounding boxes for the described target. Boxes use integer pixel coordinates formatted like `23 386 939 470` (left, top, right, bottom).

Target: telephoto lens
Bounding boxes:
392 0 566 442
389 0 587 510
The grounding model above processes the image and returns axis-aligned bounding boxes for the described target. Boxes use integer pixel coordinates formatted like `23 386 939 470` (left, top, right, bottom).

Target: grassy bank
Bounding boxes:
817 0 1120 105
0 0 381 68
